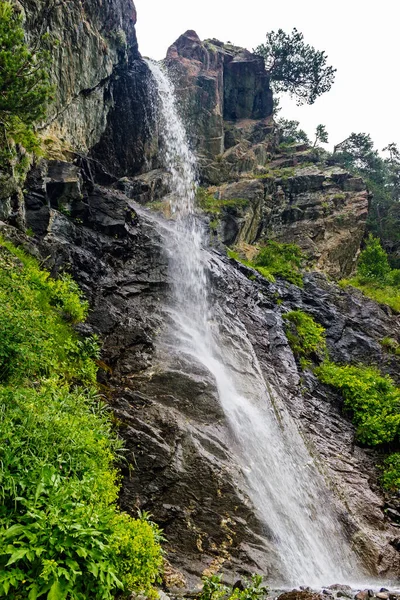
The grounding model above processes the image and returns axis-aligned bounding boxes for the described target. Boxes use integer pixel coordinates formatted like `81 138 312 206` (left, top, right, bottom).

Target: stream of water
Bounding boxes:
146 59 363 587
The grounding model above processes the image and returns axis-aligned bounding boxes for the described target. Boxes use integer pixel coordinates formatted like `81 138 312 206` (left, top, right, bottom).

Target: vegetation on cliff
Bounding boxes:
0 239 162 599
0 0 53 172
329 134 400 267
228 241 304 286
284 309 400 491
283 310 326 366
254 28 336 105
341 234 400 313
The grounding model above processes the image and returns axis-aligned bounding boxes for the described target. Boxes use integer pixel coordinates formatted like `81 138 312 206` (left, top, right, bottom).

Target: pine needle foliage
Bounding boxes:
0 0 53 168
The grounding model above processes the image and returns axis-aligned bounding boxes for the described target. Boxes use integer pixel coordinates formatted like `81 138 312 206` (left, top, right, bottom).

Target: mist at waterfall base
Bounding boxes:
145 59 367 587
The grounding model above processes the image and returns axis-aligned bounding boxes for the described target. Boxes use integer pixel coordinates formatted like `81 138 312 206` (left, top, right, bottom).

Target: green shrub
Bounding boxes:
314 362 400 446
340 278 400 313
381 453 400 491
340 235 400 312
254 241 304 286
380 336 400 356
357 234 391 282
283 310 326 363
0 0 53 170
227 249 275 282
0 239 163 599
200 574 268 600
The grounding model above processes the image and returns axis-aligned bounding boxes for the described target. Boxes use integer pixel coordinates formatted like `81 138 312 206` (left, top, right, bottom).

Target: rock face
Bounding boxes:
165 33 368 278
166 31 273 165
3 155 399 584
0 12 399 590
21 0 154 174
213 161 369 278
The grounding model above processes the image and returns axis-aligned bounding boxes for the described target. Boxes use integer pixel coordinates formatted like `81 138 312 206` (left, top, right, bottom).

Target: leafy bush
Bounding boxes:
199 574 268 600
340 235 400 313
357 234 391 282
254 241 304 286
227 249 275 283
0 239 163 599
381 453 400 491
314 362 400 446
283 310 326 364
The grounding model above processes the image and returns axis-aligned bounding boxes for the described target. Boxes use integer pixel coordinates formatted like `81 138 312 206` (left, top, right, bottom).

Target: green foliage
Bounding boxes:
199 574 268 600
254 241 304 286
0 0 53 169
381 453 400 492
313 124 329 147
228 241 304 286
253 166 295 180
276 118 310 145
331 134 400 267
254 28 336 105
380 336 400 356
314 362 400 446
340 235 400 313
283 310 326 363
357 234 391 282
196 188 248 215
0 239 163 599
340 279 400 314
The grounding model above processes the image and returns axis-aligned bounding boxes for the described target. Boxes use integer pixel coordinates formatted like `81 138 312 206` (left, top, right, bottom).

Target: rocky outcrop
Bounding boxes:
211 159 369 278
20 0 154 175
166 31 273 167
165 33 367 278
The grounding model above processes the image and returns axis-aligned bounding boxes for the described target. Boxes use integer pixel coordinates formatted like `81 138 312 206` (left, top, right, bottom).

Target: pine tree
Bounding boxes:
0 0 52 168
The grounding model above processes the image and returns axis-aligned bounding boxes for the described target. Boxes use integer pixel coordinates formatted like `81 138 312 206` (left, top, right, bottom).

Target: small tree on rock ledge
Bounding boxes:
0 0 52 169
254 28 336 105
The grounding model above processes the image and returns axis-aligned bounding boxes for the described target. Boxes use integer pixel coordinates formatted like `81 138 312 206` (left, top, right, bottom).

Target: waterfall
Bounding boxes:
146 59 362 587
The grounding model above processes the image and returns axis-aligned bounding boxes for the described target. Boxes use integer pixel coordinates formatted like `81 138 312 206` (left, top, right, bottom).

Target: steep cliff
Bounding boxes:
165 31 368 279
0 7 399 590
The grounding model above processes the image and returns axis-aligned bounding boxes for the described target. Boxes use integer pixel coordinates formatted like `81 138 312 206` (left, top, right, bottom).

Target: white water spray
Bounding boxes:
146 59 362 586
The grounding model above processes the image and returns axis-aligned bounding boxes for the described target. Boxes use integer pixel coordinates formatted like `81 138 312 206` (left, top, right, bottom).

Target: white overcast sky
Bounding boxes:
134 0 399 153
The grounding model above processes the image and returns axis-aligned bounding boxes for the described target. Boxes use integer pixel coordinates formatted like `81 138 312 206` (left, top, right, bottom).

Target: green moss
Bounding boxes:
0 239 162 599
196 187 248 215
380 336 400 356
253 167 295 180
283 310 326 363
381 454 400 491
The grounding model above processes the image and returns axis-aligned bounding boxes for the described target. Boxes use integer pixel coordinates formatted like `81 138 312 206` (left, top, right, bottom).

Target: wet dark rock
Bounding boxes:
278 591 324 600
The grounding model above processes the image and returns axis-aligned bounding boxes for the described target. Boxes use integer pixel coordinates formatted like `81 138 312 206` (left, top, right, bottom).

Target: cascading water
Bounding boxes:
146 59 363 587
